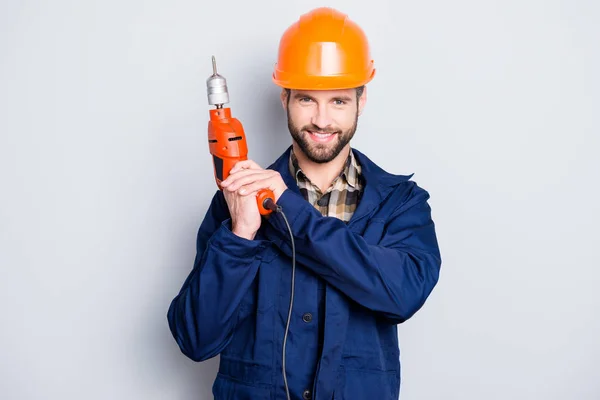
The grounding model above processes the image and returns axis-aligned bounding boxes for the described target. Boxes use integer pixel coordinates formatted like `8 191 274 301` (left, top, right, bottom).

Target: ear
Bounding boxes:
280 88 289 110
358 86 367 116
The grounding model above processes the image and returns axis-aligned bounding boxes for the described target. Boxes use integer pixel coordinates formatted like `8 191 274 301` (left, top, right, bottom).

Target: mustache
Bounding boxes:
302 125 340 134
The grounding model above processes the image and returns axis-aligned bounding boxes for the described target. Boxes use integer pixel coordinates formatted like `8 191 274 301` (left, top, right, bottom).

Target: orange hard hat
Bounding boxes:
272 7 376 90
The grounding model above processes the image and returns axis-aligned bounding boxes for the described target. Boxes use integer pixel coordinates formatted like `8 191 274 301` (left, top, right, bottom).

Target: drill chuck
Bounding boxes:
206 56 230 106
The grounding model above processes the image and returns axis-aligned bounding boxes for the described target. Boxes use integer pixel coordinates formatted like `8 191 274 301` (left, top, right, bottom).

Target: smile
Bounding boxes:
307 130 337 143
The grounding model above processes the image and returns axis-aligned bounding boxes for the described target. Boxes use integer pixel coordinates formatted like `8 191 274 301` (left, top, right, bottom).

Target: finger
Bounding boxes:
226 171 271 191
238 186 261 196
223 169 262 188
238 176 276 196
222 168 260 186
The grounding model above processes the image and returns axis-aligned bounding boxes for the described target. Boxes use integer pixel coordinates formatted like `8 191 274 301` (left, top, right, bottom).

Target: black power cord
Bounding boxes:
263 198 296 400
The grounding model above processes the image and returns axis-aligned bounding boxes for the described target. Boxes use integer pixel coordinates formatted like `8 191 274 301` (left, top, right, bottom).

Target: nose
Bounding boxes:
311 103 333 130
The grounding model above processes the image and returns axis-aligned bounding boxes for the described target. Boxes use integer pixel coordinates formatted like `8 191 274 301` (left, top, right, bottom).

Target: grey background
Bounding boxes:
1 0 599 399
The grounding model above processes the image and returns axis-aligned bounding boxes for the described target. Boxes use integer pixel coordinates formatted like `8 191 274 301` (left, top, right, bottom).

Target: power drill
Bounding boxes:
206 56 296 400
206 56 275 216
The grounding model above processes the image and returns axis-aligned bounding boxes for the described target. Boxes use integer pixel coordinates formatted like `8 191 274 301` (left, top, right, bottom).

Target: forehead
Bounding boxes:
290 88 356 101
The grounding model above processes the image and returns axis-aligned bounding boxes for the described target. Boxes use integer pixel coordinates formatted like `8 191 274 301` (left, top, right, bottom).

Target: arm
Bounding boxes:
264 182 441 324
167 191 269 361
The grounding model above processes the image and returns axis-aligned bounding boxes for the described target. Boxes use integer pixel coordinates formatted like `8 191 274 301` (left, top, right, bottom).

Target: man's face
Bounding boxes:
282 88 367 164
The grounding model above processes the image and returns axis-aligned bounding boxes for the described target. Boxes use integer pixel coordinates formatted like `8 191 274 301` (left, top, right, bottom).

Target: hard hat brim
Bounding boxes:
272 66 376 90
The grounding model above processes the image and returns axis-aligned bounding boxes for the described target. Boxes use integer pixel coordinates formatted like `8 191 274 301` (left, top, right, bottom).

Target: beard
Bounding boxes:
286 108 358 164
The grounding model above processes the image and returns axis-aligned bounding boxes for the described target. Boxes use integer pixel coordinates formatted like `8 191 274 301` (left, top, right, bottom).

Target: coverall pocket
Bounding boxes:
212 372 271 400
335 368 399 400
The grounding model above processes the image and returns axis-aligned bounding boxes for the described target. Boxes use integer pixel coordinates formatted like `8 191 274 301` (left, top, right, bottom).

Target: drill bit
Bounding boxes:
206 55 229 107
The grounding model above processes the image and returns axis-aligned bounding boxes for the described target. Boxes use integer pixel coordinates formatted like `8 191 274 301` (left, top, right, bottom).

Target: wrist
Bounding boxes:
232 225 257 241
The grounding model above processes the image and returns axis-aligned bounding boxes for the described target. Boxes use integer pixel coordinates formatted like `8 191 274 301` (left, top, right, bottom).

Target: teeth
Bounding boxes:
312 132 333 138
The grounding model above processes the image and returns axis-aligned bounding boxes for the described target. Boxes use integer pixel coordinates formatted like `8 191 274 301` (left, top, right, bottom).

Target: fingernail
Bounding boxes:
239 188 246 194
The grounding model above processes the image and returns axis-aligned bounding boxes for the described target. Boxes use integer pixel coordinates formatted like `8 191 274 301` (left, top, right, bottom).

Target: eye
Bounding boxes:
333 99 346 105
299 97 312 102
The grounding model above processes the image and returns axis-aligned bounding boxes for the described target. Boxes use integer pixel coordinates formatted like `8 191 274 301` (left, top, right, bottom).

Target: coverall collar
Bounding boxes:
269 145 413 223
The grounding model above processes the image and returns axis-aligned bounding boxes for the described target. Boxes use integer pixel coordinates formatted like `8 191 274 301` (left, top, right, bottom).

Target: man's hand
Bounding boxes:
221 160 288 241
221 160 288 201
222 185 261 241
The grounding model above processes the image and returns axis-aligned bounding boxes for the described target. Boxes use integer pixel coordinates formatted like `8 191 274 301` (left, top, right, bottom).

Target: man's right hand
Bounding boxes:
222 182 261 241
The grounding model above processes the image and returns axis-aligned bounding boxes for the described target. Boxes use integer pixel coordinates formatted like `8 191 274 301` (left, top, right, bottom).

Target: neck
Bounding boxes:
292 143 351 193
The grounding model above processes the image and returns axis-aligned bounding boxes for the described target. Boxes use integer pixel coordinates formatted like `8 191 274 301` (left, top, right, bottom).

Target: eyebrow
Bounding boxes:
293 93 353 103
332 95 353 102
293 92 313 100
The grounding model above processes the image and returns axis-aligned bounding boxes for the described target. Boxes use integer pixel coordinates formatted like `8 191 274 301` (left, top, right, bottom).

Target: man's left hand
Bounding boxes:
221 160 288 202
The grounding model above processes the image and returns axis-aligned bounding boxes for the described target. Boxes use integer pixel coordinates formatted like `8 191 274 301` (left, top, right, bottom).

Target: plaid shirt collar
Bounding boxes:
288 148 361 190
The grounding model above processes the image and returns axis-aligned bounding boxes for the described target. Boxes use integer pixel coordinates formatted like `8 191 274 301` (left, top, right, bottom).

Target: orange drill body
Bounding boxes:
208 107 248 188
206 57 274 216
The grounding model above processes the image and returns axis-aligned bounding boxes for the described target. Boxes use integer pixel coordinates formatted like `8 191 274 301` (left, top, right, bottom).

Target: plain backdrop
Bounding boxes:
1 0 599 399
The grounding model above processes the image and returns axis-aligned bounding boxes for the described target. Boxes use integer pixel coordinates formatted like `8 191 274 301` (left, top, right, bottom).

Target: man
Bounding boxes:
167 7 441 400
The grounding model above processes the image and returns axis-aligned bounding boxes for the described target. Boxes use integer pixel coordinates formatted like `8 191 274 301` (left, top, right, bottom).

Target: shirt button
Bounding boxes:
302 313 312 323
303 389 312 399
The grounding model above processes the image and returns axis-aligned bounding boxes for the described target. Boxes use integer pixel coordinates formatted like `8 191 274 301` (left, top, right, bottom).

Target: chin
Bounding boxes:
306 148 341 164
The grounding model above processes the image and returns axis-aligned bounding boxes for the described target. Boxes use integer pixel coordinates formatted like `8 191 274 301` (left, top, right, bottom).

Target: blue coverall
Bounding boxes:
167 146 442 399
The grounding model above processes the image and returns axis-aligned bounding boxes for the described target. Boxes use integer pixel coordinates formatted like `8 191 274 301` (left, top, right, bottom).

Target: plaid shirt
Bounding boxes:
289 148 363 222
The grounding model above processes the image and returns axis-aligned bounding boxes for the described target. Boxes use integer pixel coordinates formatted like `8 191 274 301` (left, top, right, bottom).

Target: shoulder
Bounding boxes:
352 148 432 212
390 180 431 212
352 147 415 186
